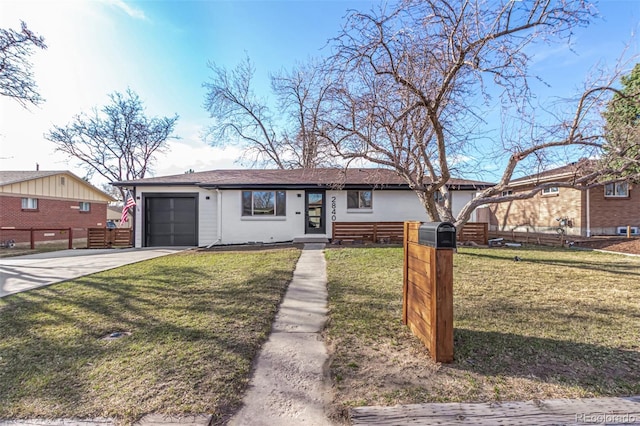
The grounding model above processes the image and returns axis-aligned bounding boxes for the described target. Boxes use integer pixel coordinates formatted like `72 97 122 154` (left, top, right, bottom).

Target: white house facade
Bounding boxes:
114 168 492 247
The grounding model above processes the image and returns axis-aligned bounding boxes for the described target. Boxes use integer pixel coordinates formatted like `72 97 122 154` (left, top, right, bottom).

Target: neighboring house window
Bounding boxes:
79 202 91 212
242 190 286 216
502 190 513 196
21 198 38 210
542 187 559 195
604 182 629 198
347 190 372 209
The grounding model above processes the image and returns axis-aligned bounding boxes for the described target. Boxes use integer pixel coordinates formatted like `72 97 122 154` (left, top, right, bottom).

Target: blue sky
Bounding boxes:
0 0 638 186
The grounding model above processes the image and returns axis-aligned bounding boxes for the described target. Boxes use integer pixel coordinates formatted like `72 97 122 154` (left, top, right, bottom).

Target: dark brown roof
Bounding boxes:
113 168 494 190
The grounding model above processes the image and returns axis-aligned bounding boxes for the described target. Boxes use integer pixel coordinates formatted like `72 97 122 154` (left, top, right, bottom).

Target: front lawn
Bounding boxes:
0 249 300 424
324 246 640 418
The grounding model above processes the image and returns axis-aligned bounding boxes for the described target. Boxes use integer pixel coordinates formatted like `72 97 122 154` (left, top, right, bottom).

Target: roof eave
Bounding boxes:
112 181 201 187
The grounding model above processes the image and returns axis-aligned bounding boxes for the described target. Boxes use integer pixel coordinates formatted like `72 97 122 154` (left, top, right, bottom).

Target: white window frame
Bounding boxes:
542 187 559 195
21 198 38 210
79 202 91 212
347 190 373 209
604 182 629 198
501 190 513 197
241 190 286 217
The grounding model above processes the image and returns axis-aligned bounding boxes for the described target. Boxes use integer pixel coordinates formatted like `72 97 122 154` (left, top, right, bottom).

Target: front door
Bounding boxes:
305 191 326 234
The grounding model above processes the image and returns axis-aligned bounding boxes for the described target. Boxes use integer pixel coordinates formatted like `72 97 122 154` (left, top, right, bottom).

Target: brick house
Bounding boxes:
485 162 640 237
0 171 116 243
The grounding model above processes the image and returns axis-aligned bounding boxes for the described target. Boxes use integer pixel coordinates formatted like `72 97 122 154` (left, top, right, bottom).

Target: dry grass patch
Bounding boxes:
0 249 300 424
324 246 640 419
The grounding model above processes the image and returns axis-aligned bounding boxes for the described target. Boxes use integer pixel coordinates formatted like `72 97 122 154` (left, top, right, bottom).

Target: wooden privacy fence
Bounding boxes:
332 221 404 243
457 222 488 245
403 221 454 363
87 228 133 248
332 221 488 246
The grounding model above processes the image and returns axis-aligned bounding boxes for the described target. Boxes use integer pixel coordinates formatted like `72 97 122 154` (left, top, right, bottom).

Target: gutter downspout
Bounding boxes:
586 188 591 237
206 188 223 248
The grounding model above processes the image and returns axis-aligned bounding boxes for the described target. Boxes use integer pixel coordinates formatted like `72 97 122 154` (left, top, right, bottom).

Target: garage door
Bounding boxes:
144 195 198 246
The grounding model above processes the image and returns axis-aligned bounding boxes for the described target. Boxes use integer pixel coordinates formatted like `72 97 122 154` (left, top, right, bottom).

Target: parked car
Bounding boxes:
106 220 117 229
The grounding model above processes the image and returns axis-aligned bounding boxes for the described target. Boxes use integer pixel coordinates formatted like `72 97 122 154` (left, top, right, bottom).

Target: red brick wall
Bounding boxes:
587 186 640 235
0 195 108 243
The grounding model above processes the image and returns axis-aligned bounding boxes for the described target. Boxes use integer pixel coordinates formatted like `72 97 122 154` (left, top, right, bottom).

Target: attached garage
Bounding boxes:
143 193 198 246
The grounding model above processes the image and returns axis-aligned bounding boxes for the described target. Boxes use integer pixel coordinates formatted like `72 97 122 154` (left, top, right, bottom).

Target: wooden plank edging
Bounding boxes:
351 395 640 425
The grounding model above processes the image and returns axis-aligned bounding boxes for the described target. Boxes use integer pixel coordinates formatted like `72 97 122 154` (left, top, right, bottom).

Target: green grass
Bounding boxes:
0 249 300 424
324 246 640 414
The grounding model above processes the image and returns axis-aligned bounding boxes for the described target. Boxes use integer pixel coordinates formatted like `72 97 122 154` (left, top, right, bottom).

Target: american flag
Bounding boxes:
120 191 136 226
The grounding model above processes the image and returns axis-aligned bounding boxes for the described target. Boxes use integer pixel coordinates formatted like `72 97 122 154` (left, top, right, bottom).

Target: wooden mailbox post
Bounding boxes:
403 221 454 363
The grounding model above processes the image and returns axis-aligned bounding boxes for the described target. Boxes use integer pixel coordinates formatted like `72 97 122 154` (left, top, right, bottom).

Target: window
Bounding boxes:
79 202 91 212
347 190 372 209
21 198 38 210
542 187 559 195
434 192 446 204
604 182 629 198
242 190 286 216
501 190 513 196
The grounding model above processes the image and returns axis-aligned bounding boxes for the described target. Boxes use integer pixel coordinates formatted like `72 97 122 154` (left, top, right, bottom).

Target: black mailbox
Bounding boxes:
418 222 457 248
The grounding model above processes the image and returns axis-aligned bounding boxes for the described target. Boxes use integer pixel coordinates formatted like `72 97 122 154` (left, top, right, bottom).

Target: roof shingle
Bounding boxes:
113 168 494 189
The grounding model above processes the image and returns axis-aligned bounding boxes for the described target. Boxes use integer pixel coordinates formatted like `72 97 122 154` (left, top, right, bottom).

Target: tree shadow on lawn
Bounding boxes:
459 248 640 277
0 264 295 421
452 328 640 396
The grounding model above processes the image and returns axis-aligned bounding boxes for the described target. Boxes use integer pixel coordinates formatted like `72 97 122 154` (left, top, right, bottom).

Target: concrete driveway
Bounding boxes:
0 248 186 298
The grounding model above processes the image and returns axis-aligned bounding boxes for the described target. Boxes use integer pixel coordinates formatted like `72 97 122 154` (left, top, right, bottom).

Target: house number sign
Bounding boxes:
331 196 337 222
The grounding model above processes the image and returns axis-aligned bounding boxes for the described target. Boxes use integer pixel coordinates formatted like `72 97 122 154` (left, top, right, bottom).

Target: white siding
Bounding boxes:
220 189 478 244
133 186 479 246
326 189 466 237
133 186 218 247
219 190 306 244
451 191 477 222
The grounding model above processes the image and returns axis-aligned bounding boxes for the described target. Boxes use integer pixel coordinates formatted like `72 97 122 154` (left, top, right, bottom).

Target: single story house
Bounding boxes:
485 162 640 236
0 170 116 243
113 168 493 247
107 205 131 228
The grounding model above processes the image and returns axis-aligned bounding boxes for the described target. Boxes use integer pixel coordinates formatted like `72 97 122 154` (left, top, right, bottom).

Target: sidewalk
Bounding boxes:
229 243 334 426
0 248 184 298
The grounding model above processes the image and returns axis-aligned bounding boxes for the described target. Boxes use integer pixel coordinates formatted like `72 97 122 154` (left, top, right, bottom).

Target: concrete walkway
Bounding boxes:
0 248 184 298
229 243 334 426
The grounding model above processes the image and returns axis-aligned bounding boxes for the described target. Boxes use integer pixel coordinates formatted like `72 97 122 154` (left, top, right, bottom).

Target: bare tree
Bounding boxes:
203 55 336 169
0 21 47 107
46 89 179 200
271 60 336 168
321 0 637 226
